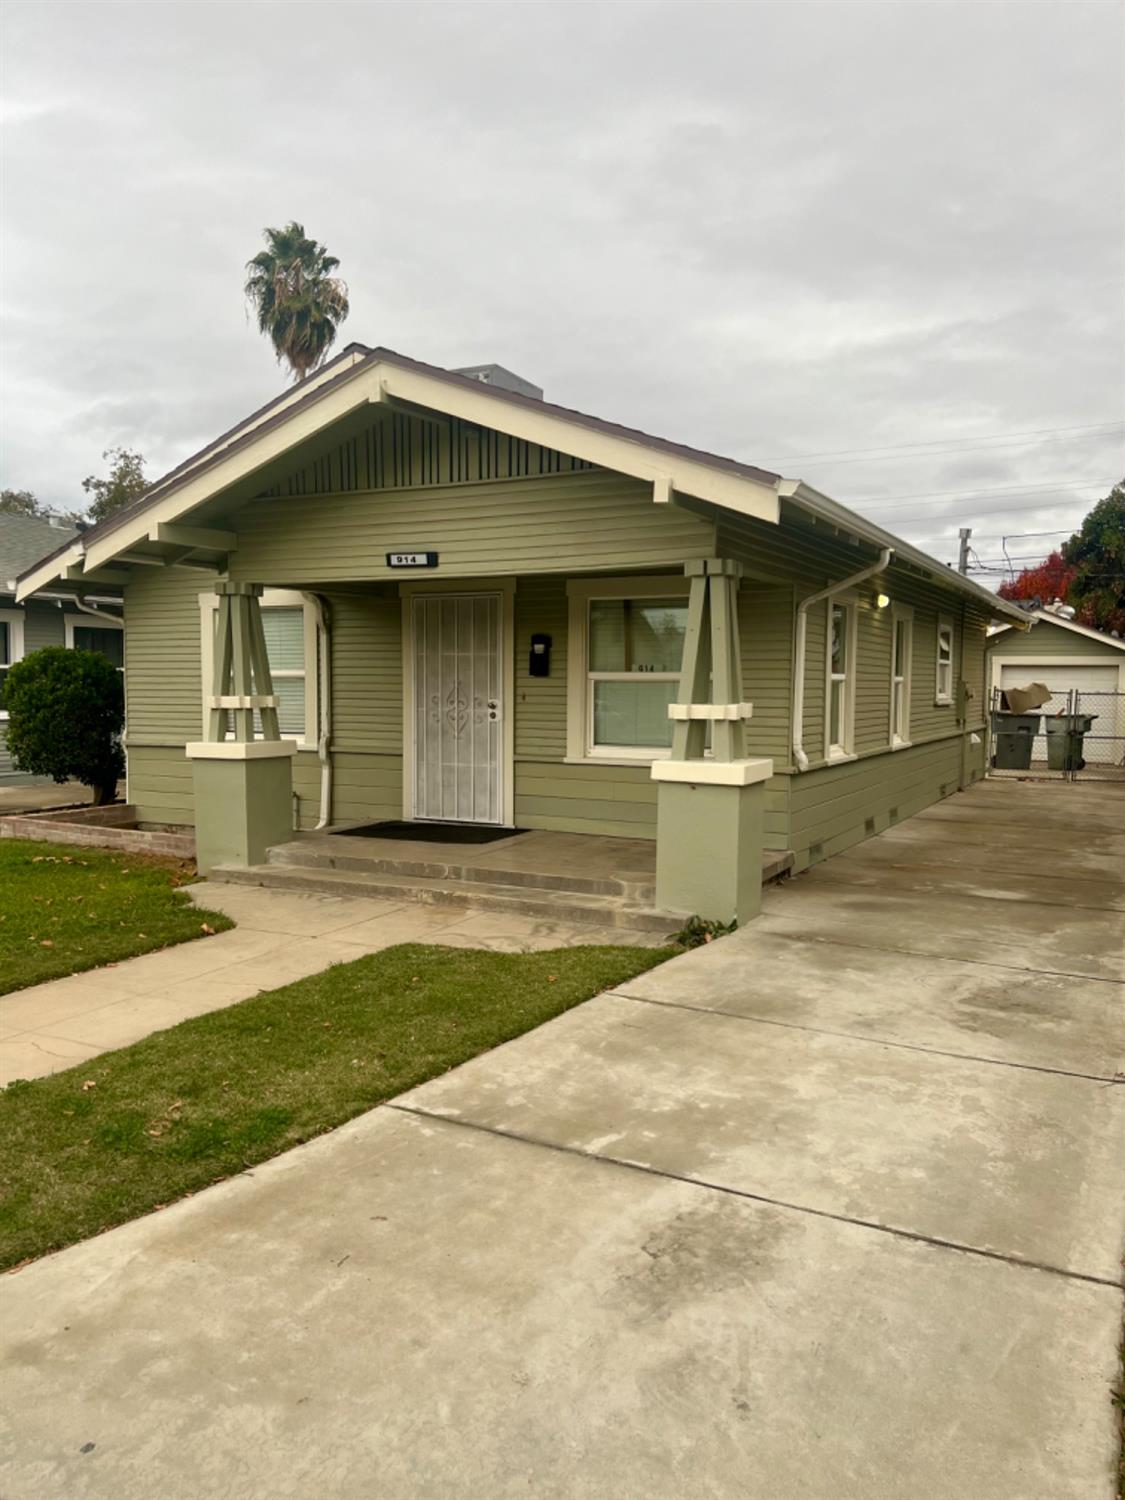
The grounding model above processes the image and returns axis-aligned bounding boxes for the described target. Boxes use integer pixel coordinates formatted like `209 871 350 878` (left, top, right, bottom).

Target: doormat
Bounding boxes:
331 821 528 845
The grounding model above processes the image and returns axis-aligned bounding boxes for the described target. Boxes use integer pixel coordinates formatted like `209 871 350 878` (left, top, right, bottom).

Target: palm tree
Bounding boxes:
244 222 350 383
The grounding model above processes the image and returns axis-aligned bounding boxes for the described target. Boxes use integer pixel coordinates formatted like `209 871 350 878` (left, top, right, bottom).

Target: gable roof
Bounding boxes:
14 343 1029 624
989 608 1125 650
1 512 80 592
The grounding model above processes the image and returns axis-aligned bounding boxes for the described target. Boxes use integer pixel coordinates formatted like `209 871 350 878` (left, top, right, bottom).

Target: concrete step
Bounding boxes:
210 862 686 934
265 838 657 904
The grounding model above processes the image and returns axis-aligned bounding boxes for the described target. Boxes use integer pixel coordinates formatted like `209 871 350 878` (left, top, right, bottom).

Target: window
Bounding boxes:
65 614 124 670
258 607 307 736
199 589 318 745
935 615 954 705
566 577 688 760
890 605 913 746
825 598 857 760
0 610 25 719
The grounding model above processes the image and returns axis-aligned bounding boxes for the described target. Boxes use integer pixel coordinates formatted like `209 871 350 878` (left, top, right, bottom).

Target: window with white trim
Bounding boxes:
566 577 688 760
890 604 913 746
935 614 954 705
199 590 318 745
0 610 26 720
825 598 857 759
64 613 124 672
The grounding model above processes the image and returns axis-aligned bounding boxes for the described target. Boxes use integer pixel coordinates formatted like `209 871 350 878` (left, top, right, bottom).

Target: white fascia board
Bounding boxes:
377 365 780 524
15 540 88 602
166 348 371 485
1025 610 1125 649
25 354 781 595
778 478 1031 626
81 372 384 574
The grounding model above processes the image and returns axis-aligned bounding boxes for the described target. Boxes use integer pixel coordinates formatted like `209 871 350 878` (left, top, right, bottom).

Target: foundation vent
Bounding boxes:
809 840 824 861
865 817 876 835
889 807 900 824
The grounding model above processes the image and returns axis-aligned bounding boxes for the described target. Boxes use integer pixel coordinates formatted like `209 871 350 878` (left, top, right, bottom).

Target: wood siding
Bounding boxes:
987 620 1125 659
261 409 595 498
717 507 993 767
120 473 993 860
788 732 985 872
228 470 714 584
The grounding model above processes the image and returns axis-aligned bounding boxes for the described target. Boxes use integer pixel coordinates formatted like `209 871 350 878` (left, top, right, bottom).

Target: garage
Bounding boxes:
987 608 1125 771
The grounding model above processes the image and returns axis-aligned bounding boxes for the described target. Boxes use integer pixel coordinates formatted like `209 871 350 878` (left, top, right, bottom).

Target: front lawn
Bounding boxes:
0 839 233 996
0 941 670 1269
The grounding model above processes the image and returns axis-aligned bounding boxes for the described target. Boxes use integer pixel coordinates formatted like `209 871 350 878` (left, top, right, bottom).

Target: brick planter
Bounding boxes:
0 804 195 859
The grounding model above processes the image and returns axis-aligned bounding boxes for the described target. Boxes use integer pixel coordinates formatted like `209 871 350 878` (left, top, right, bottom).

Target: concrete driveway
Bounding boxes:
2 779 1123 1498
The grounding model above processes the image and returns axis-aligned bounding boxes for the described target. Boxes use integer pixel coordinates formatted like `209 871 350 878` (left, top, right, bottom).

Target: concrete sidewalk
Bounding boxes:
2 779 1123 1498
0 882 666 1086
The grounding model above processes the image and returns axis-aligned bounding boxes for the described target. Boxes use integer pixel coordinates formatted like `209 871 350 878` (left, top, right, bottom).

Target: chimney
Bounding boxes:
452 363 543 401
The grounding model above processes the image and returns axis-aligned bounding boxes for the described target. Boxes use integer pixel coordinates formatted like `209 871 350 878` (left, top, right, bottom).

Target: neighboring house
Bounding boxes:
987 607 1125 766
1 512 124 784
17 345 1028 902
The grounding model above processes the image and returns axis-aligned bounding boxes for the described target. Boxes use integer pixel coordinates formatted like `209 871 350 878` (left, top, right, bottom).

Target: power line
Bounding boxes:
856 477 1114 508
774 423 1124 469
768 420 1125 464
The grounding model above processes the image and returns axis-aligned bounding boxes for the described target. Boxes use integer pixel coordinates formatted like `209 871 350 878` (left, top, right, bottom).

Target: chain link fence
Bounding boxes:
988 687 1125 782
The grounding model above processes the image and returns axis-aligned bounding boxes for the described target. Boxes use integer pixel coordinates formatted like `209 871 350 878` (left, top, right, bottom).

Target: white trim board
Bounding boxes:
18 359 781 599
0 608 26 722
988 653 1125 697
63 611 124 648
990 610 1125 650
565 574 689 764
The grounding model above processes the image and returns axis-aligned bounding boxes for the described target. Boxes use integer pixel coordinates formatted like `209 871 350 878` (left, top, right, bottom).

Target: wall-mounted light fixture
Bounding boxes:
875 592 891 609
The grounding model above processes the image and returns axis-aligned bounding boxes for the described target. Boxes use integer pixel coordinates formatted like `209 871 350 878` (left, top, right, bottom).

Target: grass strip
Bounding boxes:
0 940 670 1269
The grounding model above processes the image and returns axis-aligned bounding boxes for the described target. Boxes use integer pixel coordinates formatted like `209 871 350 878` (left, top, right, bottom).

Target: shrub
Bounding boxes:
4 646 124 804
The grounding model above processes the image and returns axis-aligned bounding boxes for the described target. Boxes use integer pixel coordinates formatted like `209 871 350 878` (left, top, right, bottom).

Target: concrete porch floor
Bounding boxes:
215 825 796 928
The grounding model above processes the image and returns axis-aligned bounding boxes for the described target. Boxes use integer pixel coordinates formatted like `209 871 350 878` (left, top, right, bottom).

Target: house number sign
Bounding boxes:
386 552 439 569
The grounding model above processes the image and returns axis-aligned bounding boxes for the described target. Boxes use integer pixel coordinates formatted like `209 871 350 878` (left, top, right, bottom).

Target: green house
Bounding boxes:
18 347 1028 923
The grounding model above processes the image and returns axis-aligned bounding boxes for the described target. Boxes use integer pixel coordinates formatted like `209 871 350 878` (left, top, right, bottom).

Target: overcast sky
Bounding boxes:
2 0 1122 583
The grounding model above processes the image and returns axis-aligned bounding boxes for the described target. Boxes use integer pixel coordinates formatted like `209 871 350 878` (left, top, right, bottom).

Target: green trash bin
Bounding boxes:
992 713 1040 770
1045 714 1097 771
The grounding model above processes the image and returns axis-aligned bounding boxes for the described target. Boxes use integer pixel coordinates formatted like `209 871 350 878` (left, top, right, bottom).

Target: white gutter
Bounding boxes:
72 596 122 622
792 547 893 772
303 594 333 828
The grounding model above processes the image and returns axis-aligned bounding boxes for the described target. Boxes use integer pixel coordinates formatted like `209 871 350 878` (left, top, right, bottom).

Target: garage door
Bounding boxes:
1000 664 1119 763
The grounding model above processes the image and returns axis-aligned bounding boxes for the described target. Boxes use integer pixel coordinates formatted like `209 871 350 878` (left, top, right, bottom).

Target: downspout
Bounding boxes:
73 595 121 623
792 548 893 771
302 594 333 829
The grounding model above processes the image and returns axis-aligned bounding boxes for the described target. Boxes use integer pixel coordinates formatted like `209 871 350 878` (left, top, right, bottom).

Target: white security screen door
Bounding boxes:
412 593 504 823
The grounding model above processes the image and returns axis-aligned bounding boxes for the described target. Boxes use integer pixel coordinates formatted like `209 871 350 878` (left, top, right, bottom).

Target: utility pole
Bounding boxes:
957 527 972 575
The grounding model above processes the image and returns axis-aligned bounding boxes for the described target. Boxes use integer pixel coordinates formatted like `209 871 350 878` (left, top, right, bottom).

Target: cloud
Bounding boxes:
1 0 1121 586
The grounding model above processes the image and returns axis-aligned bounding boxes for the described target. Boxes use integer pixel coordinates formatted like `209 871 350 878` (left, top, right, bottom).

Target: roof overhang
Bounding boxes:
17 352 782 601
988 608 1125 649
778 479 1033 626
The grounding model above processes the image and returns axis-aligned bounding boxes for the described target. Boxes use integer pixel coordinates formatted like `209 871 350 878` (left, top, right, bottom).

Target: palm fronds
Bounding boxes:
244 222 350 382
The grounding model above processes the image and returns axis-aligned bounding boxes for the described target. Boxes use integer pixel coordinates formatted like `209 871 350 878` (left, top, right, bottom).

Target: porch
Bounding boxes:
211 826 796 932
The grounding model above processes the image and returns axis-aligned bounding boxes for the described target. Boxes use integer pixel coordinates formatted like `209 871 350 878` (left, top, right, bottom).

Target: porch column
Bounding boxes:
652 559 773 925
186 582 296 874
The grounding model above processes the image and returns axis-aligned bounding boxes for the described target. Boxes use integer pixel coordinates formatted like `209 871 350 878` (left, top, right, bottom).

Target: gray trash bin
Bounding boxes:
1045 714 1097 771
991 712 1040 770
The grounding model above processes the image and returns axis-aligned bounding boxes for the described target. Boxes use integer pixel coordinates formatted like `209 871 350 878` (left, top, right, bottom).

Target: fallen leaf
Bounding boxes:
40 939 54 948
200 923 215 935
81 1080 97 1091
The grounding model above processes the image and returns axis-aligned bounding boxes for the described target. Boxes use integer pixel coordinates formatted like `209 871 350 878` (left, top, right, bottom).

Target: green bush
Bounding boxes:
3 646 124 804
